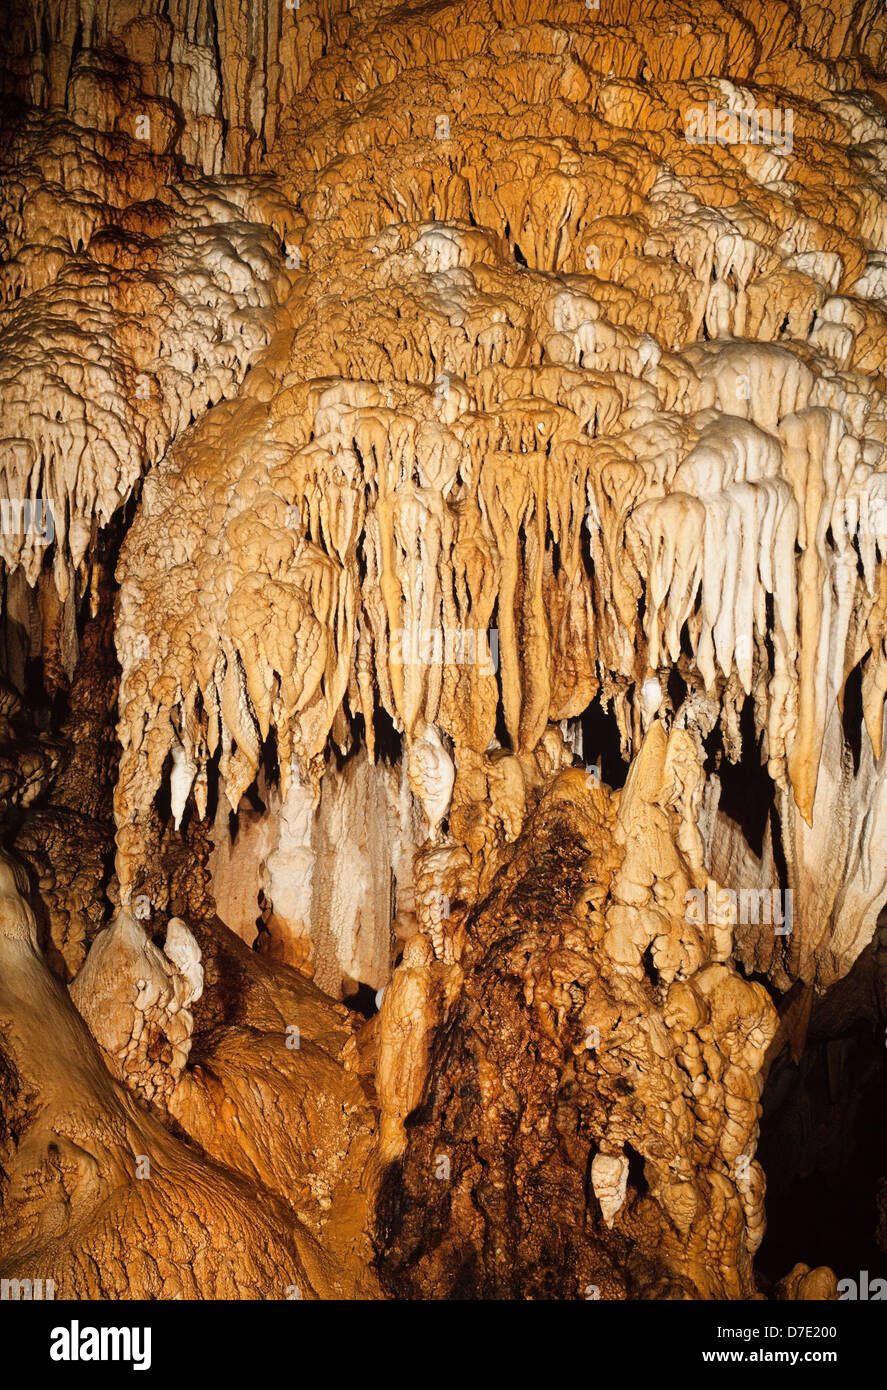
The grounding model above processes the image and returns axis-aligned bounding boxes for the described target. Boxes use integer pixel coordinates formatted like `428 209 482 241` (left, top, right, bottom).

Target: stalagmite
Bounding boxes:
2 0 887 1314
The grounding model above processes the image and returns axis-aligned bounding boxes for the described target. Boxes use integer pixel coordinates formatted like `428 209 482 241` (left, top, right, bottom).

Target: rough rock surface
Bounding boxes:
2 0 887 1300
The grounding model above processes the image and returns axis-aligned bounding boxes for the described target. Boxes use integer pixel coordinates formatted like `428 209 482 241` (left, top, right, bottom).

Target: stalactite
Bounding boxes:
2 0 887 1309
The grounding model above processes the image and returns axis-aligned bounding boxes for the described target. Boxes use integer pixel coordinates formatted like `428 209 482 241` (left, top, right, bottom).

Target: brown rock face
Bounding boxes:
2 0 887 1305
376 738 777 1300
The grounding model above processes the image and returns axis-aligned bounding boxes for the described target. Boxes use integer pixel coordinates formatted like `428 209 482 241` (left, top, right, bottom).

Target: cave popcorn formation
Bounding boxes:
1 0 887 1301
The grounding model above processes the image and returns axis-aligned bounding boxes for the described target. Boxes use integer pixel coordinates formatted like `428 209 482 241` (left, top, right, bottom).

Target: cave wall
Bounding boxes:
2 0 887 1301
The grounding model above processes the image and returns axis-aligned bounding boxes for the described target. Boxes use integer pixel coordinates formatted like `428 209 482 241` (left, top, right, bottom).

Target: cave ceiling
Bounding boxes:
1 0 887 1326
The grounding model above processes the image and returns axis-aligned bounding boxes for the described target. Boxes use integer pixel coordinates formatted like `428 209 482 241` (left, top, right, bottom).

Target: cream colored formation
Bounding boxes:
1 0 887 1297
70 910 204 1103
0 846 378 1297
0 114 291 682
116 213 887 989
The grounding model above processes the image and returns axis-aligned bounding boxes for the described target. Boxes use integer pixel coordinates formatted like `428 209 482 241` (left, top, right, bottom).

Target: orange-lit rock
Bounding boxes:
3 0 887 1304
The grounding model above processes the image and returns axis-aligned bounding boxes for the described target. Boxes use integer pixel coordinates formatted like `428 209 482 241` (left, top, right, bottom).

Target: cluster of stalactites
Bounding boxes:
0 113 294 646
1 0 356 174
113 223 887 910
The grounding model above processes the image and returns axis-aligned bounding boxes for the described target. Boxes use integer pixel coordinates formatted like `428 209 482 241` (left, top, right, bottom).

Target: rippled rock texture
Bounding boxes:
2 0 887 1300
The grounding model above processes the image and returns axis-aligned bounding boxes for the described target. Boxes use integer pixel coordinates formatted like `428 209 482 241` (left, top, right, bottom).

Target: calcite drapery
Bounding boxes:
2 0 887 1303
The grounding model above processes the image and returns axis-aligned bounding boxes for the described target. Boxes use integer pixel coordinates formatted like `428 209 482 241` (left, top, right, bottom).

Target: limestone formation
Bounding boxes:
1 0 886 1305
